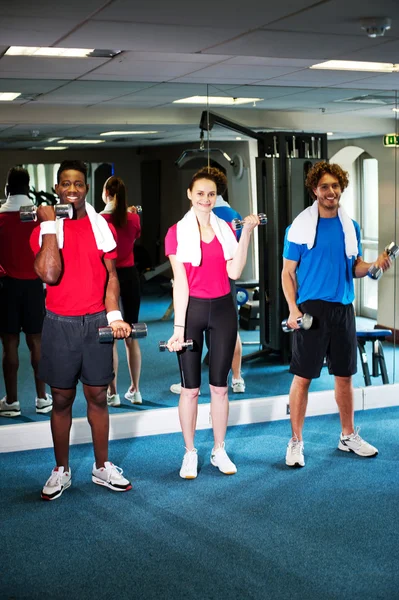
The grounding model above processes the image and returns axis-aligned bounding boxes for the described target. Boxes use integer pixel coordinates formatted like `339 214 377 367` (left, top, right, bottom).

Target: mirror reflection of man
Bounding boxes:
0 166 51 418
30 160 133 500
282 161 391 468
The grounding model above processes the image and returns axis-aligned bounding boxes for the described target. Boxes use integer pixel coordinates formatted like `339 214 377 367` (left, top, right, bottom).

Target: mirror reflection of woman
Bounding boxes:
165 167 259 479
101 176 142 405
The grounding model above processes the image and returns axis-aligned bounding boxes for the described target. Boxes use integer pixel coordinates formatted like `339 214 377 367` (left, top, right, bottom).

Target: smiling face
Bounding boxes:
313 173 341 215
187 178 217 214
55 169 88 212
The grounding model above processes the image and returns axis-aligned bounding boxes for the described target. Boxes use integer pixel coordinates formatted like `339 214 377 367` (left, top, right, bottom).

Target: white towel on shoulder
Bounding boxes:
0 194 33 213
287 200 358 258
176 207 238 266
39 202 116 252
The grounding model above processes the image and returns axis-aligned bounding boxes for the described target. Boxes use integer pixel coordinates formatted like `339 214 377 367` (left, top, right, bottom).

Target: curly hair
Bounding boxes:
305 161 349 199
188 166 227 196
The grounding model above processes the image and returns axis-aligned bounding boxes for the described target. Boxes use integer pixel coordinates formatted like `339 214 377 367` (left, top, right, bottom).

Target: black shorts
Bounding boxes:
117 266 141 325
0 276 45 335
179 293 237 388
39 310 113 389
289 300 357 380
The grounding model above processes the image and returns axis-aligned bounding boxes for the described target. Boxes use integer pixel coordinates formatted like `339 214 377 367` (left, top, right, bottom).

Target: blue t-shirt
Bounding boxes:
213 205 242 240
283 216 362 305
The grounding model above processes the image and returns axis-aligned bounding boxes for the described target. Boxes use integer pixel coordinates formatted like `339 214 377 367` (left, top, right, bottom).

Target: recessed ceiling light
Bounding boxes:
392 108 399 112
236 136 242 140
47 137 62 142
5 46 121 58
327 132 334 136
310 60 399 73
0 92 21 101
173 96 263 106
100 130 159 136
57 139 105 144
44 146 68 150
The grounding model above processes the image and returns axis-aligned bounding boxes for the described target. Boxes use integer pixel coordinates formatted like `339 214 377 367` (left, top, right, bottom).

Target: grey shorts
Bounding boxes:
39 310 113 389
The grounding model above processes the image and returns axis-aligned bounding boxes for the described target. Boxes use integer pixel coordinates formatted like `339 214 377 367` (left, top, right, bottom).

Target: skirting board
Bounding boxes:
1 384 398 453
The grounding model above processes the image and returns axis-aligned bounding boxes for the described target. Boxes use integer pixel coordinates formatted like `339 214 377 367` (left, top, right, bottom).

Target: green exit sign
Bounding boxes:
383 134 399 146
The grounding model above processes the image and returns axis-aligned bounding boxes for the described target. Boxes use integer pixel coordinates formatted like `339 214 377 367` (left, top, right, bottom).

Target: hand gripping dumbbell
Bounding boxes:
367 242 399 280
20 203 73 222
98 322 148 343
159 339 194 352
281 313 313 333
231 213 268 231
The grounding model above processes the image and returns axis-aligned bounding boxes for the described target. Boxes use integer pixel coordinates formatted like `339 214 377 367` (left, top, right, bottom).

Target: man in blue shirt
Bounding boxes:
281 161 391 467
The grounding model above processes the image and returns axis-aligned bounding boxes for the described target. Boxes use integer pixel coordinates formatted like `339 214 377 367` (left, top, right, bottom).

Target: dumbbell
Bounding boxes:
20 203 73 222
232 213 267 231
98 322 148 343
281 313 313 332
128 205 142 214
368 242 399 280
159 339 194 352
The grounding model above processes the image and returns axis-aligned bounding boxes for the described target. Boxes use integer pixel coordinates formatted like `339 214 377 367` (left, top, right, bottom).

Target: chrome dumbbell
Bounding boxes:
368 242 399 280
98 322 148 343
231 213 267 231
159 339 194 352
281 313 313 332
20 203 73 222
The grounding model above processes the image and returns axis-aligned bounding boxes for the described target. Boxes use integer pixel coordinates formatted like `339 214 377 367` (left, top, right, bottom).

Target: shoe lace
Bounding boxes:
183 448 197 466
290 437 303 455
105 463 124 480
346 426 362 442
47 469 63 486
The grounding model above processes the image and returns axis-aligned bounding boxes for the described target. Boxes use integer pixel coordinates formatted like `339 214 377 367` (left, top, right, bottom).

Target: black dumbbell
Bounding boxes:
232 213 267 231
98 322 148 343
281 313 313 332
20 203 73 222
159 339 194 352
368 242 399 280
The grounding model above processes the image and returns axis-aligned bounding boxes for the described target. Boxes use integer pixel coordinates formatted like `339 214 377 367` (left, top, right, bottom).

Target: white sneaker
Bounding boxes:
170 383 200 395
0 396 21 417
231 377 245 393
35 393 53 414
210 443 237 475
286 437 305 467
124 389 143 404
92 461 132 491
41 466 71 501
107 393 121 407
179 448 198 479
338 427 378 457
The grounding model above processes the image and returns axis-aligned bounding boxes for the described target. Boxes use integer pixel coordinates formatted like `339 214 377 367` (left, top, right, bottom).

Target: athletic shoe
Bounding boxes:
0 396 21 417
35 393 53 414
338 427 378 457
286 437 305 467
170 383 200 396
41 466 71 501
231 377 245 393
124 389 143 404
179 448 198 479
210 443 237 475
107 393 121 407
92 461 132 491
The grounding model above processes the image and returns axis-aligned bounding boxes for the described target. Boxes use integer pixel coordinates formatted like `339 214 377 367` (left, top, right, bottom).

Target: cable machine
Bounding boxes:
200 111 328 362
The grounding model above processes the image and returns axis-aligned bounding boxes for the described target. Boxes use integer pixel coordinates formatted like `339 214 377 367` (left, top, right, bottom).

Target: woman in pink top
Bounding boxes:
101 176 142 406
165 167 259 480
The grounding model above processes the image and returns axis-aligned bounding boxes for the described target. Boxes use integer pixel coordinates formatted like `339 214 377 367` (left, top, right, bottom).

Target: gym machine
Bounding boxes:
200 111 328 363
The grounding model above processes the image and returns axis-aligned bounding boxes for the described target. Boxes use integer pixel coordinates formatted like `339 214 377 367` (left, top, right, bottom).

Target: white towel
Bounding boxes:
176 207 238 266
100 200 115 215
287 200 358 258
39 202 116 253
0 194 34 213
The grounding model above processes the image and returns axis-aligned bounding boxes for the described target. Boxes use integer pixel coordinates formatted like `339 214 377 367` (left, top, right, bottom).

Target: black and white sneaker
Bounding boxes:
338 427 378 457
92 461 132 491
41 466 71 500
0 396 21 417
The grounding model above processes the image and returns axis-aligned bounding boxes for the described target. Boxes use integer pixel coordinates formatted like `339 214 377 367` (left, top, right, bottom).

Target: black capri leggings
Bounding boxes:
178 293 237 389
116 265 141 324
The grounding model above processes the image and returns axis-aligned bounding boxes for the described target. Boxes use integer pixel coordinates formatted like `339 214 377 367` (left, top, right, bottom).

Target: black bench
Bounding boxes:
356 328 392 386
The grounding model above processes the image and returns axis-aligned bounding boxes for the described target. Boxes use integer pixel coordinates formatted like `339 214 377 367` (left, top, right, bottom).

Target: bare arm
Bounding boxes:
33 205 62 285
353 251 392 278
104 258 131 338
281 258 303 329
167 255 189 351
226 215 259 280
